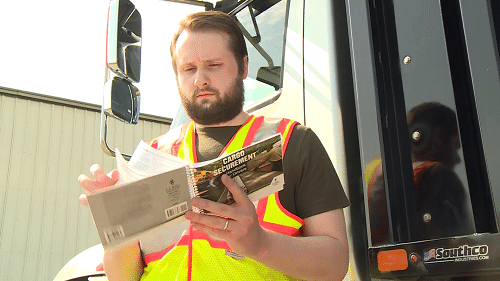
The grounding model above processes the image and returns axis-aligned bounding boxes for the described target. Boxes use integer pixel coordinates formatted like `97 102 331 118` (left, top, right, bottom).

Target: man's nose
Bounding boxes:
194 70 210 88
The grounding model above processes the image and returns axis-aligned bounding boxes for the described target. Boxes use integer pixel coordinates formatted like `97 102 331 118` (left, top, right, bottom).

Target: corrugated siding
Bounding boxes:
0 88 171 280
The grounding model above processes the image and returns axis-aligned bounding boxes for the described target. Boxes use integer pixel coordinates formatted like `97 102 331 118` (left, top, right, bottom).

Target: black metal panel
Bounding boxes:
344 0 381 278
345 0 499 278
392 0 479 239
361 0 499 278
459 0 500 231
367 0 419 243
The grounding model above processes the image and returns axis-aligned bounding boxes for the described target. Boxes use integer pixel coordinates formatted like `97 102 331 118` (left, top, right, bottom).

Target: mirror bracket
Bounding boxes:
100 112 132 160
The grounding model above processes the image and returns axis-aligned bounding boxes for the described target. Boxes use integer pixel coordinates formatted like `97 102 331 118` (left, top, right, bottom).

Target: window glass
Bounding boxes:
236 0 286 106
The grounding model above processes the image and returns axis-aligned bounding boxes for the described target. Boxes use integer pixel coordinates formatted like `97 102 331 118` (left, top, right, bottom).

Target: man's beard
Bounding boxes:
180 78 245 125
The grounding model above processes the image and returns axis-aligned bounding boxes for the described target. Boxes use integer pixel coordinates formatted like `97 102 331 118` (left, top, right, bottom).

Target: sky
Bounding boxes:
0 0 204 118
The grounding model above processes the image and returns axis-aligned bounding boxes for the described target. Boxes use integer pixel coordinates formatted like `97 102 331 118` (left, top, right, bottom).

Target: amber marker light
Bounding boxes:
377 249 409 272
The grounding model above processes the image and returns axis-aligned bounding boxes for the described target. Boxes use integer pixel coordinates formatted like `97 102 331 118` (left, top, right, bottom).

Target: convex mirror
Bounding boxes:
103 76 141 124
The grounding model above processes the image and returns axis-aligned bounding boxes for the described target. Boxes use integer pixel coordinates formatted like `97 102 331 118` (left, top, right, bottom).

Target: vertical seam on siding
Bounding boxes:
21 100 42 279
36 102 53 279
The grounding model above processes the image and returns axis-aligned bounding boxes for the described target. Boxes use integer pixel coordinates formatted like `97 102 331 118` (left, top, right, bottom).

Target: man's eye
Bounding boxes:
209 63 222 67
183 67 195 72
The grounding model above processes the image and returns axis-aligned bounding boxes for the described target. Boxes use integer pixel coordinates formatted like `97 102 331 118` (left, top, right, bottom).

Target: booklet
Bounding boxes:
86 134 284 249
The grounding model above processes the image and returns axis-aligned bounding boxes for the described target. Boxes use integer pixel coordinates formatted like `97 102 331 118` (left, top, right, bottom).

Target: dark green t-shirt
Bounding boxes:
195 124 349 219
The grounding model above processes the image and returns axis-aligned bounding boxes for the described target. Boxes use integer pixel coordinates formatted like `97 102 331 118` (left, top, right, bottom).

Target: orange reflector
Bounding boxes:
377 249 408 272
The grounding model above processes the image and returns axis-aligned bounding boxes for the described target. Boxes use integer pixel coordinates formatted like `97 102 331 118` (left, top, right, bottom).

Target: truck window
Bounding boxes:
237 0 287 104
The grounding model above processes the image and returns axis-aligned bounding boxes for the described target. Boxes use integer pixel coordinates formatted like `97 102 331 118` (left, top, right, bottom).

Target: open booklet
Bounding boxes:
86 133 284 249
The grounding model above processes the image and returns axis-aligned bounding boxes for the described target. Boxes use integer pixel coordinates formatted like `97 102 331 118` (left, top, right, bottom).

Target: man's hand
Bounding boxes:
184 174 268 258
78 164 120 206
185 174 348 280
78 164 142 281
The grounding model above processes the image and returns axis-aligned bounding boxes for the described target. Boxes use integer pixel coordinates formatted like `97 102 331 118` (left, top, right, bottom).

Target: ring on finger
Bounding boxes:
223 218 229 231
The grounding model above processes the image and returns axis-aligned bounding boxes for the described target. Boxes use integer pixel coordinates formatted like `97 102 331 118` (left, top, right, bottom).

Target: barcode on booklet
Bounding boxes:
165 202 189 220
103 225 125 244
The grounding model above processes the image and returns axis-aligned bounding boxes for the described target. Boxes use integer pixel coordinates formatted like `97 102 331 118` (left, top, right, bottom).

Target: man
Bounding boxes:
80 11 349 281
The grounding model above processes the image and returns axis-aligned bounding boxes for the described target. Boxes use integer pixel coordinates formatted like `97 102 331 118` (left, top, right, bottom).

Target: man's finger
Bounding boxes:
185 210 230 231
90 164 108 182
109 169 120 182
190 196 232 217
78 174 102 192
79 194 89 206
78 167 119 193
221 174 250 204
89 165 119 187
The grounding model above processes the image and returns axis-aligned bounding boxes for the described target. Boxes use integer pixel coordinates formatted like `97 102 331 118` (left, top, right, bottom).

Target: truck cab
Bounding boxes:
56 0 500 280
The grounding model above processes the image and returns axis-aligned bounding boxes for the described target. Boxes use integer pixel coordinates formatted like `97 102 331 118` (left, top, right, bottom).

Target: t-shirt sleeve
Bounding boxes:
283 125 350 219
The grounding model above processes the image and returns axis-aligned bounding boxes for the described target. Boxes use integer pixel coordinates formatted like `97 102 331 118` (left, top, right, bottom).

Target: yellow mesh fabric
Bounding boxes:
178 122 195 162
141 240 302 281
262 194 303 229
221 115 257 156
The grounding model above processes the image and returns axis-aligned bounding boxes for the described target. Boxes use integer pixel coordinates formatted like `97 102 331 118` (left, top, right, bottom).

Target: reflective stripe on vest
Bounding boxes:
256 192 303 236
177 121 196 162
141 115 303 281
412 161 440 197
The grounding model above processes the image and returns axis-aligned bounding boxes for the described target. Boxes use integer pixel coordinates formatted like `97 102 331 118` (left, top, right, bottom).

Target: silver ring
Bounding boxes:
223 218 229 230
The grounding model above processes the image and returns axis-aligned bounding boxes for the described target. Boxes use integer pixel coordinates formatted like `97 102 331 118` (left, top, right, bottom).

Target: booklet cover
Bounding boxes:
86 134 284 249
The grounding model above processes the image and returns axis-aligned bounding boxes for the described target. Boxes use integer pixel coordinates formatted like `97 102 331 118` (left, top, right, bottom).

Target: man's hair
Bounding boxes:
407 102 460 162
170 11 248 75
407 102 458 136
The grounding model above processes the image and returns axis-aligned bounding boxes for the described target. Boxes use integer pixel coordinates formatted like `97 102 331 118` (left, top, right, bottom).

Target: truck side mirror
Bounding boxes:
107 0 142 83
103 76 141 124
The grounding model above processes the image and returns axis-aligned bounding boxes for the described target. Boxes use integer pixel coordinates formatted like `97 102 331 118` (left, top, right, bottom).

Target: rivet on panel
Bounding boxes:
423 213 431 223
403 56 411 65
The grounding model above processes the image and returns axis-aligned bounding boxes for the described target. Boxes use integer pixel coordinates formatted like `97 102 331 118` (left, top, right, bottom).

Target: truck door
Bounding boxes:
347 0 500 279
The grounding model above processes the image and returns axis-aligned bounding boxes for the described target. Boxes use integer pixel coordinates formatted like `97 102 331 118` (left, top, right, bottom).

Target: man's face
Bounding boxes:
431 130 462 168
173 30 248 125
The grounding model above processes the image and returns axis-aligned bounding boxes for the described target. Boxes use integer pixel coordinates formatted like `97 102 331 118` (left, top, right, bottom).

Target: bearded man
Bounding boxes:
79 11 349 281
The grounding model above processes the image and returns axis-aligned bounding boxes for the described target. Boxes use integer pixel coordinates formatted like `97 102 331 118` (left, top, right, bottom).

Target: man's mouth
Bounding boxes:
196 91 216 98
197 92 214 97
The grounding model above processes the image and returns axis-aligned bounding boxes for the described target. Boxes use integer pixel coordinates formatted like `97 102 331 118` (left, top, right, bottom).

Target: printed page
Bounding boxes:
116 141 189 184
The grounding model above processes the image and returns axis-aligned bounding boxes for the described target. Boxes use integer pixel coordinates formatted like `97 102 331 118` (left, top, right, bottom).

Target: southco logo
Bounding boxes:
424 245 489 263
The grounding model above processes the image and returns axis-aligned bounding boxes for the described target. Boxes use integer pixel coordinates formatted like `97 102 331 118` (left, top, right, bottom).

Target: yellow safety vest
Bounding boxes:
142 115 304 281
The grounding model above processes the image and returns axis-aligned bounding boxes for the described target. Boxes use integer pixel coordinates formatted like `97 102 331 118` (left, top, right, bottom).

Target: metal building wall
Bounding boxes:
0 87 171 280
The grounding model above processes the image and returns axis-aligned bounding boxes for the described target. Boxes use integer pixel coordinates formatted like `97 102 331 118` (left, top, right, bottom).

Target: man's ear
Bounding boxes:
242 56 249 79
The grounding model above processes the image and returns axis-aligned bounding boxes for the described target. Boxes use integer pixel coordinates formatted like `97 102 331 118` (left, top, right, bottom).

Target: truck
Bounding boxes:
54 0 500 279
